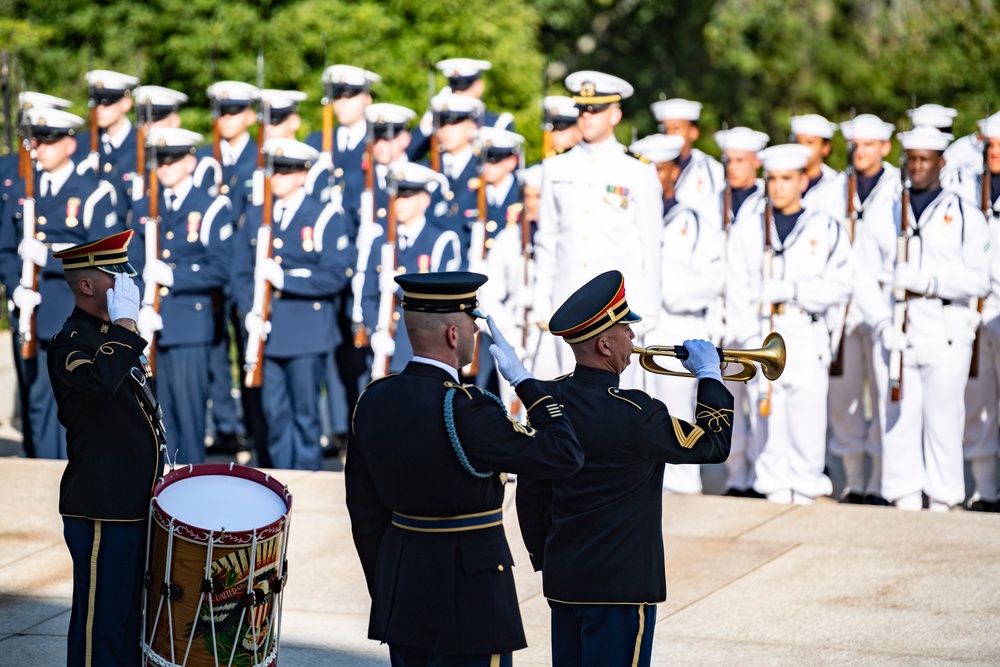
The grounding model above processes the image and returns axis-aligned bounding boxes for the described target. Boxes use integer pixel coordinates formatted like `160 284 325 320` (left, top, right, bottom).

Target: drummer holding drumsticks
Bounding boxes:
47 229 167 667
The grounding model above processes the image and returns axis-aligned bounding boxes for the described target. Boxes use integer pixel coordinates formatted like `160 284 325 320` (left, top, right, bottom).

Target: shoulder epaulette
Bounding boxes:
624 148 651 164
444 381 484 400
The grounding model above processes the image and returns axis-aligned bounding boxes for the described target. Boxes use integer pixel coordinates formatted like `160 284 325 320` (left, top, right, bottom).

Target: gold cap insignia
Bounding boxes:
581 82 596 98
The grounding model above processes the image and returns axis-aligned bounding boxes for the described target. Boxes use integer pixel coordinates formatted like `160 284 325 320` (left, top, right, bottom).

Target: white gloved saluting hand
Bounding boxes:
487 315 532 387
107 273 141 324
679 339 723 382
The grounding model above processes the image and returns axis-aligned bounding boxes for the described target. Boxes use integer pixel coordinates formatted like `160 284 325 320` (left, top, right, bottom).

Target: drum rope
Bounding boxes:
141 499 156 662
165 517 177 666
249 529 262 667
206 532 220 667
181 529 215 667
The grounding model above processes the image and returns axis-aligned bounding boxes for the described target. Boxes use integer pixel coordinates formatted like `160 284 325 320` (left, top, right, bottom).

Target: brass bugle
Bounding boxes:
631 332 786 383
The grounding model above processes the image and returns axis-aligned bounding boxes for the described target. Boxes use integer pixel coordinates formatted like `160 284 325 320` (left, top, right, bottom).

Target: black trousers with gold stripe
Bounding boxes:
63 517 146 667
389 645 513 667
549 601 657 667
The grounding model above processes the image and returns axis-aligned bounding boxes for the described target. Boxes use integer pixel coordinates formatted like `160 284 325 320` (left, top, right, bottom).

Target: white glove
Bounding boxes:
143 259 175 288
418 108 434 135
511 286 534 309
18 238 48 268
107 273 141 324
379 265 398 295
370 329 396 358
894 263 932 295
487 315 532 387
679 339 723 382
245 311 271 342
256 257 285 290
12 285 41 313
878 323 907 353
137 305 163 335
760 279 795 305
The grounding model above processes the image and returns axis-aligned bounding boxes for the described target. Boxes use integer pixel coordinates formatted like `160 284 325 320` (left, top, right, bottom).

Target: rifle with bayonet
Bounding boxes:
87 45 100 174
970 106 991 379
889 142 911 403
352 114 378 348
721 122 732 230
427 64 441 173
244 92 274 389
210 52 221 164
758 170 775 418
251 47 266 206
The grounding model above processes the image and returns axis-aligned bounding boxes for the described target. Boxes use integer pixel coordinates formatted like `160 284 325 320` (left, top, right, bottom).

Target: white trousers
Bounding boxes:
963 314 1000 460
828 323 880 458
724 379 756 491
646 313 709 493
751 316 833 499
873 332 971 507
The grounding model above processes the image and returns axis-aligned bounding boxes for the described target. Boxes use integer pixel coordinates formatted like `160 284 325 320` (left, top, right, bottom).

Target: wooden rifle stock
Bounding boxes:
244 175 273 388
353 131 377 349
322 103 334 154
429 133 441 173
889 180 910 403
830 159 857 377
18 126 38 360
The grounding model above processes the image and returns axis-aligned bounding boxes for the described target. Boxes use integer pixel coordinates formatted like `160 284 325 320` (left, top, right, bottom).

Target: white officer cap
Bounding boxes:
790 114 837 140
897 126 953 152
650 98 702 122
85 69 140 93
431 92 484 118
477 126 525 149
146 127 203 157
840 114 894 141
758 144 812 172
259 89 308 112
714 126 769 153
206 81 261 106
542 96 579 121
365 103 417 125
907 104 957 129
133 85 189 108
565 71 634 104
629 134 685 164
975 111 1000 139
264 138 320 170
436 58 492 78
25 107 85 135
18 91 72 110
392 161 450 194
517 164 543 189
322 65 381 87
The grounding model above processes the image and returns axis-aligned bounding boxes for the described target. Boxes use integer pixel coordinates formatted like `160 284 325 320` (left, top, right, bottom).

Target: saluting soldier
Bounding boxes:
650 98 725 224
727 144 852 503
129 127 236 465
790 113 847 218
364 163 464 376
714 126 769 496
534 71 664 378
346 271 583 667
853 126 991 511
541 95 581 157
407 58 513 164
630 133 726 495
47 231 166 667
0 107 121 460
830 114 899 504
306 65 380 214
232 138 355 470
964 113 1000 512
516 270 732 667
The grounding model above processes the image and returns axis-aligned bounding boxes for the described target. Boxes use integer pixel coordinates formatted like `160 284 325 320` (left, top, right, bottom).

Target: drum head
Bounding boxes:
156 475 287 532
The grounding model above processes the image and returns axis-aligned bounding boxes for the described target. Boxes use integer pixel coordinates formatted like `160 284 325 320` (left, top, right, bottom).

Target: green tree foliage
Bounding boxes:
6 0 546 158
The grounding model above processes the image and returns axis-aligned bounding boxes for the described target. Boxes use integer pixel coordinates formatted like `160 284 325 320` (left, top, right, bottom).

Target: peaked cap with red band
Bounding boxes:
549 270 641 344
52 229 137 276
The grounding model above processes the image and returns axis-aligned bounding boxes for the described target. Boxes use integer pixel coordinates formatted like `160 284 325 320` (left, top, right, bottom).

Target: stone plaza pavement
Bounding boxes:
1 456 999 666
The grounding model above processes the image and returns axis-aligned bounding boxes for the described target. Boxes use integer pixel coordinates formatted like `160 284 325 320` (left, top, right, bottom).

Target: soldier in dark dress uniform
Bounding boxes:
346 271 583 667
516 270 734 667
47 230 166 667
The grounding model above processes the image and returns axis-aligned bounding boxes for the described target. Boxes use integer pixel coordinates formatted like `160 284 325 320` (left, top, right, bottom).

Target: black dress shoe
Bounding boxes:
839 491 866 505
742 489 766 499
323 432 348 458
965 498 996 512
723 488 746 497
206 432 250 455
863 494 891 506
